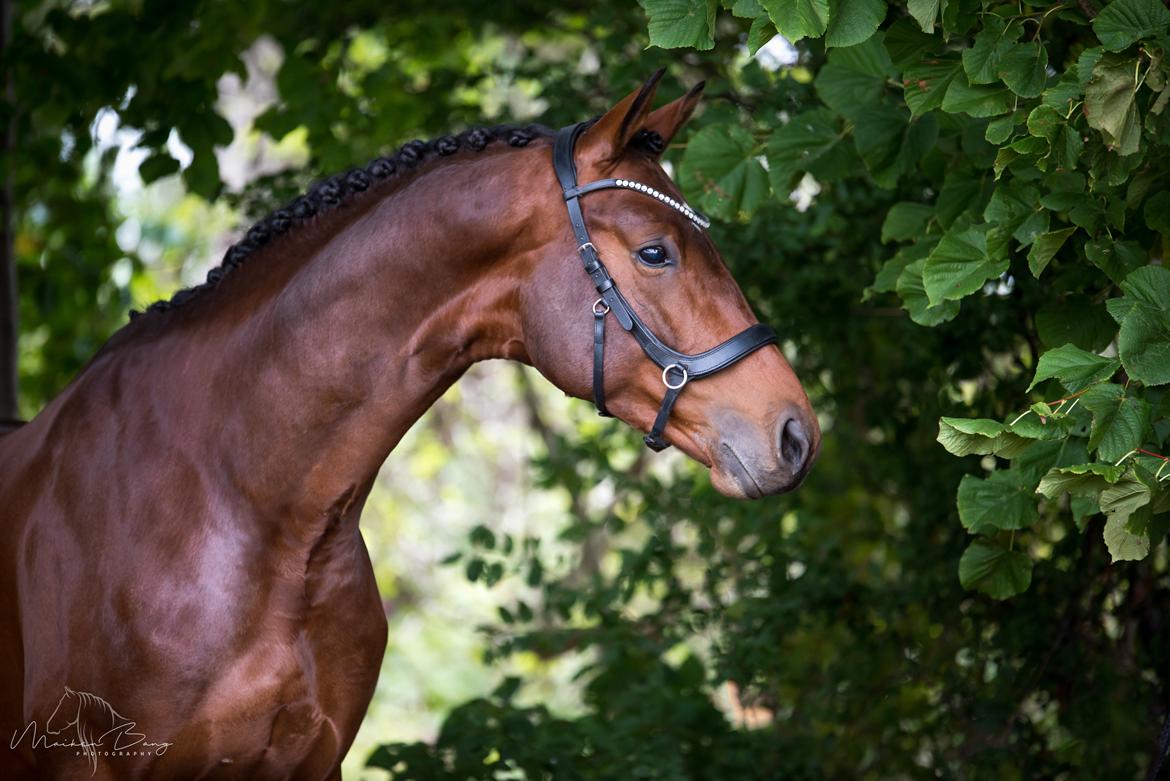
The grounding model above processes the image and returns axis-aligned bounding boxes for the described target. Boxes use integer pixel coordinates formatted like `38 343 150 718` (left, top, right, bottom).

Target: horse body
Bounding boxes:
1 75 819 779
1 144 532 777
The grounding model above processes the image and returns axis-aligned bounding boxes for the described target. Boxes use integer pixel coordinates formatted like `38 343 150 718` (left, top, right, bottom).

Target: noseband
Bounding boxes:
552 121 779 452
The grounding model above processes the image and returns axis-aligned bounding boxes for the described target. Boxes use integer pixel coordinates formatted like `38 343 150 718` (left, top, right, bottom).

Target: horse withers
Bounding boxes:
0 72 818 779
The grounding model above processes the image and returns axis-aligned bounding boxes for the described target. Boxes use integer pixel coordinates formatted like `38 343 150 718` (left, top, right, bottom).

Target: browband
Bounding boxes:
552 121 779 451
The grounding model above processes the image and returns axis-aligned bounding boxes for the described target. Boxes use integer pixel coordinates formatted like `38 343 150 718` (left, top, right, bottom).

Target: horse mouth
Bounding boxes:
718 442 764 500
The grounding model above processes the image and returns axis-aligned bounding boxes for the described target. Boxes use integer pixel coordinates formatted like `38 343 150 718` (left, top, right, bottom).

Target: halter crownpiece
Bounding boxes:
552 121 779 451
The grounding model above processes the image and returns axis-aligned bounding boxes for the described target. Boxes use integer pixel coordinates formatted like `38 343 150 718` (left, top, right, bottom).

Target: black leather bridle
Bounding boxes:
553 121 779 451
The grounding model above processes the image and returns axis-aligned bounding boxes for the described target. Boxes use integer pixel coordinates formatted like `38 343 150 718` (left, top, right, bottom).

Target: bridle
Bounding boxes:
553 121 779 452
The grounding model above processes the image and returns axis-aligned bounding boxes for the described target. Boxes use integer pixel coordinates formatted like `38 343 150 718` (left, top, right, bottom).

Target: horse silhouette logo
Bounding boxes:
11 686 172 774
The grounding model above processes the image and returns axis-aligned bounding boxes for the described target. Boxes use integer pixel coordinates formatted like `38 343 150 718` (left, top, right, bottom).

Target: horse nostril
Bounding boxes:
778 416 810 473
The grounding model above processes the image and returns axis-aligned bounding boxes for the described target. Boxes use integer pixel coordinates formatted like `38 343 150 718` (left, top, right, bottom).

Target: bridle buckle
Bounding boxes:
662 364 688 390
592 297 610 316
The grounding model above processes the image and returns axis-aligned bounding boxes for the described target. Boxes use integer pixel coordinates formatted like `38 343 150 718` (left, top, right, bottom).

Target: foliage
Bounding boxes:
641 0 1170 600
11 0 1170 778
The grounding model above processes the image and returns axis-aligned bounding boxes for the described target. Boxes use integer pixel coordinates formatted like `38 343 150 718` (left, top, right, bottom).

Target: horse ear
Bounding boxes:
642 80 705 149
578 69 665 167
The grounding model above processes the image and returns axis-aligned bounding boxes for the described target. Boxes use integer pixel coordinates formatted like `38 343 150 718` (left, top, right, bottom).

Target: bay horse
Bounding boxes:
0 72 818 779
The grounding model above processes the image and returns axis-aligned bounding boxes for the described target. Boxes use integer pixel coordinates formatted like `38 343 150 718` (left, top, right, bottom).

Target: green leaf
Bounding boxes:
896 257 961 326
831 32 896 75
1072 495 1101 529
939 168 991 227
903 56 963 117
1026 104 1062 141
138 152 180 184
1104 510 1151 560
1092 0 1170 52
1085 238 1146 285
1037 462 1125 499
1101 475 1153 518
983 177 1038 226
871 241 929 296
985 112 1018 144
923 223 1006 304
1054 125 1086 171
815 64 885 120
814 36 892 120
747 14 776 54
885 17 937 67
1028 343 1120 392
1015 438 1090 484
997 41 1049 98
1035 297 1118 351
824 0 885 47
731 0 764 17
641 0 719 49
957 471 1041 533
994 147 1018 178
853 104 937 187
1116 266 1170 385
766 109 844 191
1043 70 1084 114
679 124 770 221
871 257 914 296
763 0 830 41
1085 53 1142 156
959 538 1033 599
943 75 1014 117
1144 191 1170 234
1013 210 1050 247
961 16 1020 84
907 0 942 33
1027 227 1077 277
182 150 222 201
938 417 1031 457
1084 390 1152 462
881 202 934 243
1100 476 1153 561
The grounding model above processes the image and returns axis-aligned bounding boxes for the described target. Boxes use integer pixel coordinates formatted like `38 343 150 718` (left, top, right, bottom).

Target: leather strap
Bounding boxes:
644 378 684 452
552 122 779 450
593 305 611 417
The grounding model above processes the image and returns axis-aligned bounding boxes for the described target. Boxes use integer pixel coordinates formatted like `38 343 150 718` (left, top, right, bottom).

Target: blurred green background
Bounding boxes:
5 1 1170 779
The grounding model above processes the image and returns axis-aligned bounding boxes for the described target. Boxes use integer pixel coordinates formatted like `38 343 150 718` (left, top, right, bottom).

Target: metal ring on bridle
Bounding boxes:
593 297 610 316
578 241 597 254
662 364 688 390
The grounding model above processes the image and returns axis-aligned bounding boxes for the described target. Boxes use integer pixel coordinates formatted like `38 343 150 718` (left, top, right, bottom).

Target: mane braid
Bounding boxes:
131 123 552 319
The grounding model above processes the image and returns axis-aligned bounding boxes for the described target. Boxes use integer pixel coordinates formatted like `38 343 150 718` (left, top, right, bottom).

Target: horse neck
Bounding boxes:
122 143 551 520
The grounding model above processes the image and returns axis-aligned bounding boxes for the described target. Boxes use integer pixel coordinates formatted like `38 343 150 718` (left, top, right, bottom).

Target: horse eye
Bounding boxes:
637 245 671 267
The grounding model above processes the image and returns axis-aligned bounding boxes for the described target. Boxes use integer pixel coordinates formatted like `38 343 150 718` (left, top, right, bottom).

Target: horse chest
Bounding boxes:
148 522 387 778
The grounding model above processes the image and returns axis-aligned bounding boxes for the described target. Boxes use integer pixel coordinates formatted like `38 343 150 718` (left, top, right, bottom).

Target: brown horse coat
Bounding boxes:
0 74 817 779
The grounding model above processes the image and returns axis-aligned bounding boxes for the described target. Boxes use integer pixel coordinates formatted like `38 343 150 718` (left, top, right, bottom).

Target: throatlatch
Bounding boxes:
552 121 778 452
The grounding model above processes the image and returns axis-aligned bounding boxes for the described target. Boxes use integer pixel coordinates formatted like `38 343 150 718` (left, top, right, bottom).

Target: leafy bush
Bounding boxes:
644 0 1170 599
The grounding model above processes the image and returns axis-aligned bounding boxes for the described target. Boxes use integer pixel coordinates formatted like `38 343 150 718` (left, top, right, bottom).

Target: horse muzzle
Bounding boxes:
709 407 819 499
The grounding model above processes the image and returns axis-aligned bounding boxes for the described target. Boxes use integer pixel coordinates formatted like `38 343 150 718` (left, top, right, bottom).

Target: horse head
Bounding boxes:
44 686 80 735
520 72 819 498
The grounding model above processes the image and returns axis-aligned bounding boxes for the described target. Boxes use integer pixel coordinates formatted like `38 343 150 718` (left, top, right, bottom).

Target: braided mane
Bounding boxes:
130 123 667 320
132 124 552 319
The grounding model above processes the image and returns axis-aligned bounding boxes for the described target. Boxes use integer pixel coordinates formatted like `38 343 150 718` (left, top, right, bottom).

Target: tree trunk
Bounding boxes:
0 0 17 420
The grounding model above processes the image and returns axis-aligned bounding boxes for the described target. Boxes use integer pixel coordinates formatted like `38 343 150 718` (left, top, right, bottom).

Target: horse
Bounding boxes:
0 71 819 779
